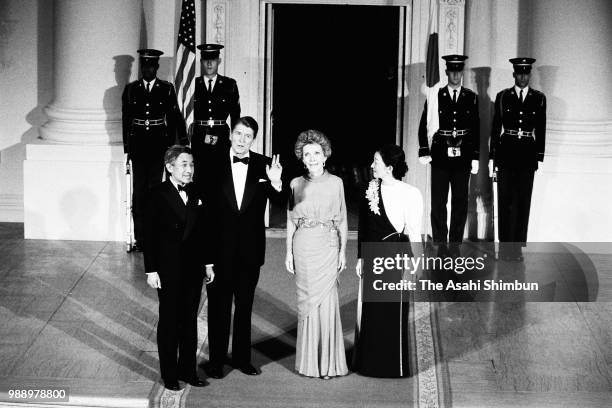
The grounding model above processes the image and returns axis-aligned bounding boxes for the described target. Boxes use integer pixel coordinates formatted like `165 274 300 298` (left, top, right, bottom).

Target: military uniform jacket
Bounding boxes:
418 87 480 168
194 75 240 129
490 87 546 170
121 79 187 158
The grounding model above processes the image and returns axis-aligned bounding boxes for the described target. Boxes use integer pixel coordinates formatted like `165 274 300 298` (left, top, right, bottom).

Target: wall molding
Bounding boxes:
206 1 228 75
439 0 465 56
0 194 23 222
546 119 612 158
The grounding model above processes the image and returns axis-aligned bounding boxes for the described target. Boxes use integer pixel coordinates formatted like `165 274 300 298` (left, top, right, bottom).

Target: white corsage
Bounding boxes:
365 179 380 215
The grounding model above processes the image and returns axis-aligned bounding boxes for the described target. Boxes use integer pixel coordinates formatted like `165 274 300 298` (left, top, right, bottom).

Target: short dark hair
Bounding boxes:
377 144 408 179
233 116 259 138
294 129 332 160
164 145 192 166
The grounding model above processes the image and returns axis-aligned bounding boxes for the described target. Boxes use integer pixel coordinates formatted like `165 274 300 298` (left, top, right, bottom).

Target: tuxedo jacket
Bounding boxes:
121 79 187 158
202 151 285 271
143 180 213 279
418 86 480 168
490 86 546 170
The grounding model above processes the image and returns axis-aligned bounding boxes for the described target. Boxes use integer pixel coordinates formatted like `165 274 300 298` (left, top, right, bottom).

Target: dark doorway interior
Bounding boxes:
269 4 400 229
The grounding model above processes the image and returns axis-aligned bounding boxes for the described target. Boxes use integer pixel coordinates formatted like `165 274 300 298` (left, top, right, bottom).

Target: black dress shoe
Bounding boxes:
449 243 461 259
203 362 224 379
437 244 450 258
163 381 181 391
234 363 260 376
179 376 208 387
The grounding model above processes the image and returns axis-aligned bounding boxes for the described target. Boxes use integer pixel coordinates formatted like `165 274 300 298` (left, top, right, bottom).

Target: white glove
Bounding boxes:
488 160 495 178
419 156 432 165
146 272 161 289
471 160 479 175
285 252 295 274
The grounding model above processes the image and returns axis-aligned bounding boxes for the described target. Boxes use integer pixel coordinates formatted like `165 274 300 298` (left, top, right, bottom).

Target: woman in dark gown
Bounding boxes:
353 144 423 377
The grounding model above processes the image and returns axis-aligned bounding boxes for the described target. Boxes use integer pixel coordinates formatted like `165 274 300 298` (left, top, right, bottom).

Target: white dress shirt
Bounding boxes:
447 85 462 102
230 149 250 210
169 178 188 205
204 74 218 92
380 181 424 243
143 78 157 91
514 85 529 102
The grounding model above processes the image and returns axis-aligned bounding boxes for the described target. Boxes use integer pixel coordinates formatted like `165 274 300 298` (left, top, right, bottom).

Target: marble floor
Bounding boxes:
0 223 611 407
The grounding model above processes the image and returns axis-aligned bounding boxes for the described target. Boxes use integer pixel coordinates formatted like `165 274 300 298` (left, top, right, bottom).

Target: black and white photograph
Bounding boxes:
0 0 611 407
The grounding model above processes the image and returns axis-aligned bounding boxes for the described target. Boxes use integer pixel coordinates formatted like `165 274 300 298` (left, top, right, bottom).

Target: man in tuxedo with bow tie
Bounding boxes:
144 145 214 391
202 116 284 379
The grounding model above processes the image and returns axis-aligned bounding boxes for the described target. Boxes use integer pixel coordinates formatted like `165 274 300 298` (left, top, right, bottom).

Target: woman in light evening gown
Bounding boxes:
285 129 349 379
353 144 423 377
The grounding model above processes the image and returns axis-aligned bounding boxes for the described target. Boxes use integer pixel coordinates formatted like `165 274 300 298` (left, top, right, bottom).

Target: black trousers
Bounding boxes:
157 273 204 383
131 154 165 243
497 167 535 244
206 262 260 366
430 165 470 244
191 124 230 181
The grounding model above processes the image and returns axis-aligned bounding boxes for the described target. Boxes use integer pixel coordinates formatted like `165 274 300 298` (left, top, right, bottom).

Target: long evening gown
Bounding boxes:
288 171 349 378
353 179 422 377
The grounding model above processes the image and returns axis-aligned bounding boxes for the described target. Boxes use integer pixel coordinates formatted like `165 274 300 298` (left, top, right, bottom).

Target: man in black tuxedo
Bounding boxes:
122 49 187 251
489 58 546 261
144 145 214 391
202 116 283 379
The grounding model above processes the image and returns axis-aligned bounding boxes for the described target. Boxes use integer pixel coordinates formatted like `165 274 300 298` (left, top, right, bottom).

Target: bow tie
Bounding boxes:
233 156 249 165
177 184 188 192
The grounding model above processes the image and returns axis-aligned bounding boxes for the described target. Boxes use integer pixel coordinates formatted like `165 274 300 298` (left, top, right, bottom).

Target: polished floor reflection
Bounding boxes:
0 223 610 407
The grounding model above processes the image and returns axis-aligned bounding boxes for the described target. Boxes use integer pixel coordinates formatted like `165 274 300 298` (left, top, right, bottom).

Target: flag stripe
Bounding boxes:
425 0 440 141
425 33 440 87
174 0 196 129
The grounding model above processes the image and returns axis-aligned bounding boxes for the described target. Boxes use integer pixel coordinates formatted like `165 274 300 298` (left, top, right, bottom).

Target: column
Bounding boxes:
40 0 141 144
24 0 141 241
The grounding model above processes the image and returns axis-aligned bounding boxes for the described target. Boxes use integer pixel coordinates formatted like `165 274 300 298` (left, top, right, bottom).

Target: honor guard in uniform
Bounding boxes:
489 58 546 261
418 55 480 258
122 49 187 251
192 43 241 179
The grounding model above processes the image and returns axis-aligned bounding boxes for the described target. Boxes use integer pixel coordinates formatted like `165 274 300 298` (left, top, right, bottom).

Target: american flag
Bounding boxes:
174 0 196 131
425 0 440 145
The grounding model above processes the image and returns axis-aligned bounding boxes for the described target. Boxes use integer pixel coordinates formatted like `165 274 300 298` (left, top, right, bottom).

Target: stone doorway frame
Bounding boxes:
204 0 466 234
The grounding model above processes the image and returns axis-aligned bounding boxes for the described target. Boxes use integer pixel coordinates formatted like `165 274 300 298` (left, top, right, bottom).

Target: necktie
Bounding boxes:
146 81 151 93
208 79 213 93
453 89 457 103
519 89 523 102
233 156 249 165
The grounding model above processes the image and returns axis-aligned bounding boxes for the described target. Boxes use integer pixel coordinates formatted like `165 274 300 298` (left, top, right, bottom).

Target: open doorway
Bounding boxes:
267 4 402 229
